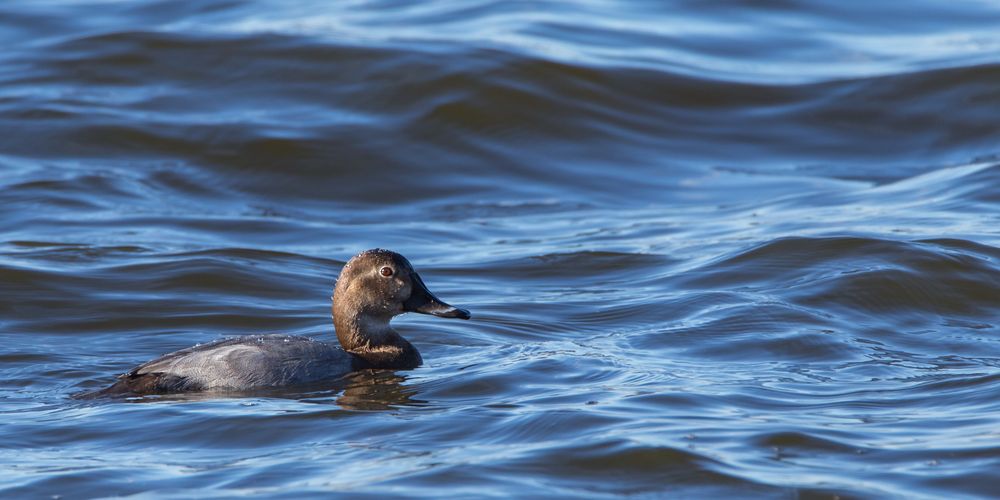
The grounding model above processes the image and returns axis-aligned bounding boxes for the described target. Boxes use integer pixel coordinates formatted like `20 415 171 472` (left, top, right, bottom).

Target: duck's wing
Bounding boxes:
93 335 353 396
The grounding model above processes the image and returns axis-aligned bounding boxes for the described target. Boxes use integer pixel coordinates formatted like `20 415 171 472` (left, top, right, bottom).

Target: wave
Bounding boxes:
2 2 1000 497
0 28 996 205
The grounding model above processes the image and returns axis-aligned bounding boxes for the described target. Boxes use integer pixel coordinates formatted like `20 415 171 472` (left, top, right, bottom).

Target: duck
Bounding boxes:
87 249 470 396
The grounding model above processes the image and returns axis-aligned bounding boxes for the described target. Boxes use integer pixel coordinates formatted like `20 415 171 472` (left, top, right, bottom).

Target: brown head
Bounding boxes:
332 249 470 364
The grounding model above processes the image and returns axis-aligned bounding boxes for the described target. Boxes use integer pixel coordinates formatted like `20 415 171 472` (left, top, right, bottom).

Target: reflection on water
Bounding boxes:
1 0 999 497
333 371 423 411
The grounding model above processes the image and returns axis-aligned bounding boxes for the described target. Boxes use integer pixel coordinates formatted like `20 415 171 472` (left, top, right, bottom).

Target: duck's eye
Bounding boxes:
380 266 394 277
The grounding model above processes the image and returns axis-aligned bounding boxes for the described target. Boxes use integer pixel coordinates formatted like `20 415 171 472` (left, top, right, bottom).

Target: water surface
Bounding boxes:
1 0 999 497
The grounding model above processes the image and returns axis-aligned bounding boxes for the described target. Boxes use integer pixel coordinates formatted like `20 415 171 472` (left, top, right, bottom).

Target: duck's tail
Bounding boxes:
71 377 135 399
72 372 194 399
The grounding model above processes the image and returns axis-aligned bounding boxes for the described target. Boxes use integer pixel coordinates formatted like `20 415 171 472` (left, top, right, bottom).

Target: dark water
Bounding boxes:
2 0 1000 497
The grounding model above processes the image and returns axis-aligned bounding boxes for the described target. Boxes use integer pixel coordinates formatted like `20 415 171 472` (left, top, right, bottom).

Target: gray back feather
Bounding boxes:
133 335 355 390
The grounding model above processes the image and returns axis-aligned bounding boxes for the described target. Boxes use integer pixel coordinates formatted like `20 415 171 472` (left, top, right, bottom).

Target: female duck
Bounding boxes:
91 249 470 396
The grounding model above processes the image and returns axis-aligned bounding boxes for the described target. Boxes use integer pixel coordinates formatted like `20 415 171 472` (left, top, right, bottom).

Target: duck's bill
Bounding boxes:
404 273 472 320
411 300 471 320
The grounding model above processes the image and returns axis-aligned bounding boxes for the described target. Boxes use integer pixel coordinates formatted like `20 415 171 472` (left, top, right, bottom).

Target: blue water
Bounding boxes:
2 0 999 497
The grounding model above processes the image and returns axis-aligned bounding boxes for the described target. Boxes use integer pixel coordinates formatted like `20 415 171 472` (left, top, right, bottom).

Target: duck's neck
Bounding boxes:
333 308 422 370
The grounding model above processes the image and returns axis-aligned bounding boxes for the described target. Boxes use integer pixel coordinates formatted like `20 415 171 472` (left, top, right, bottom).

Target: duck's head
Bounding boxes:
332 249 470 351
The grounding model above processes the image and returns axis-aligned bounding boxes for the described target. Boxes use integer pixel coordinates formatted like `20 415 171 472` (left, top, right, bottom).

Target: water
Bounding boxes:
2 0 999 497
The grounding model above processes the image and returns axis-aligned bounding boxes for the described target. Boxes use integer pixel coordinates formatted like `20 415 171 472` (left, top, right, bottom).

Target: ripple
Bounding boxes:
2 0 1000 498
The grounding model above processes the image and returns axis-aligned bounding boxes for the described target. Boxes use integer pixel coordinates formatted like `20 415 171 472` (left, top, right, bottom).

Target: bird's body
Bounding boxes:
84 249 469 397
99 335 356 395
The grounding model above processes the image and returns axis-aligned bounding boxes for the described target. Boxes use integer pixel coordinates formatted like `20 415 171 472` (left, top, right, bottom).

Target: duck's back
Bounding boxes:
97 335 355 395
